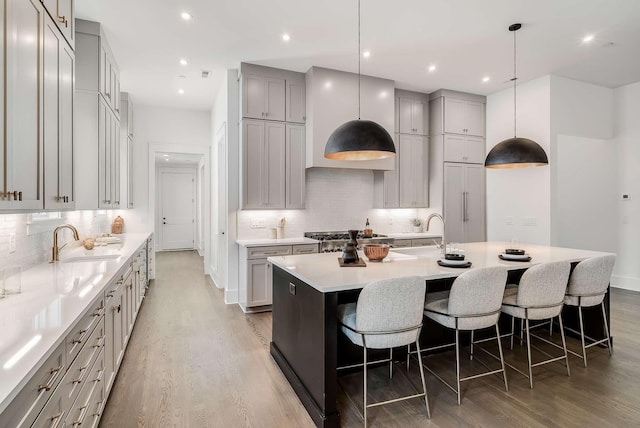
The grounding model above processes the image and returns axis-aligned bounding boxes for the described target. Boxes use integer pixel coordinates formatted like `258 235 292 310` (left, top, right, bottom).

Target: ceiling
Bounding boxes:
76 0 640 111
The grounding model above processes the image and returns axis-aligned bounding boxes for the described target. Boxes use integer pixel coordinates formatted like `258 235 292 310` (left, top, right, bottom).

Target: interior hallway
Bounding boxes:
99 251 640 427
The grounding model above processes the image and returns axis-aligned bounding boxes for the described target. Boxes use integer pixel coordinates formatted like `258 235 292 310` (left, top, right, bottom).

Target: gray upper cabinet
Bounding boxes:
398 97 425 135
285 123 305 208
43 12 75 210
242 74 285 121
398 134 429 208
121 92 134 208
0 0 45 210
286 80 306 123
443 134 485 164
41 0 74 49
242 119 286 209
443 98 485 136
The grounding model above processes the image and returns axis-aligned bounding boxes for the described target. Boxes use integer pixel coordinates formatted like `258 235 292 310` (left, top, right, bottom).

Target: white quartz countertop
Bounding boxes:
0 232 151 414
236 237 319 247
268 241 614 293
384 232 442 240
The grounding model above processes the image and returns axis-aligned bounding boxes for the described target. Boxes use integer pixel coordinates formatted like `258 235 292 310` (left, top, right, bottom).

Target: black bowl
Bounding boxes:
505 248 525 255
444 253 465 261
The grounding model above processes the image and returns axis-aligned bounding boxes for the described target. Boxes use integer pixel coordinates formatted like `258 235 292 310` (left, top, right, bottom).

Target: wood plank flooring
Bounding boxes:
100 251 640 427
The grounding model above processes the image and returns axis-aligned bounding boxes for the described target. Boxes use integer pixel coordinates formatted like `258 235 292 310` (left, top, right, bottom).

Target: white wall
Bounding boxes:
127 105 211 232
612 81 640 291
486 76 552 245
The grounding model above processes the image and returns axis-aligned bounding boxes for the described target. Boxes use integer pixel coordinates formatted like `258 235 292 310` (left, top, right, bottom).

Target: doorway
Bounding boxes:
159 169 195 250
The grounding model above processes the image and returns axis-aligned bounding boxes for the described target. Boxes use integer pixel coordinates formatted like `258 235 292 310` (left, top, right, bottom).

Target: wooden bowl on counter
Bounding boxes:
363 244 390 262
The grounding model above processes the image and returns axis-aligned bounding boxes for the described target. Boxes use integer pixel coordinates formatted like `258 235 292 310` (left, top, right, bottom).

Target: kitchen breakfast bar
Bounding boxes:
267 242 614 428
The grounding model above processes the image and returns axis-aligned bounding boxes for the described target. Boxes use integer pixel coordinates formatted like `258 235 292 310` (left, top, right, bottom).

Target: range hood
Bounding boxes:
305 66 395 171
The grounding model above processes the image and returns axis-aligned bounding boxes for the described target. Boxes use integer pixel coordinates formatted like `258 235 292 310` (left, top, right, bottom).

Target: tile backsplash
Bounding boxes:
0 210 123 271
237 168 443 239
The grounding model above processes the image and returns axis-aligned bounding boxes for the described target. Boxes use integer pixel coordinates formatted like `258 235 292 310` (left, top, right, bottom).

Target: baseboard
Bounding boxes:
197 248 204 257
224 288 239 304
611 274 640 292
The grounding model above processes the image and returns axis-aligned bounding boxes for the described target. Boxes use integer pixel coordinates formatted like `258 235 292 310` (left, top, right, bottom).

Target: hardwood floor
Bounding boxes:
100 251 640 427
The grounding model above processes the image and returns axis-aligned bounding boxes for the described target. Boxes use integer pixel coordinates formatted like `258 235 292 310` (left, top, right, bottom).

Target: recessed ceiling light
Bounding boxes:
179 59 188 66
178 89 185 95
482 76 490 83
428 64 436 72
282 33 291 42
582 34 595 43
324 81 333 89
180 12 192 21
362 51 371 58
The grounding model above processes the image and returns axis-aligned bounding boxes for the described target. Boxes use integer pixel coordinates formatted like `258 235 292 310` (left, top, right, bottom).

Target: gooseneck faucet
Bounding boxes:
51 224 80 263
426 213 446 253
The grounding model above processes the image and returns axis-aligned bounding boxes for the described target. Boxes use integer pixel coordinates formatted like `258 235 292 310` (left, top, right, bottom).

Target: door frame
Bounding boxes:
148 143 210 275
157 166 197 251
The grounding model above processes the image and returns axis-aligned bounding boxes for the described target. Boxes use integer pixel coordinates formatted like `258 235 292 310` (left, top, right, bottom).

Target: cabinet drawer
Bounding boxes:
65 298 105 365
31 380 65 428
411 238 439 247
390 239 412 248
60 318 105 411
0 342 65 428
247 245 292 259
292 244 318 255
65 348 105 428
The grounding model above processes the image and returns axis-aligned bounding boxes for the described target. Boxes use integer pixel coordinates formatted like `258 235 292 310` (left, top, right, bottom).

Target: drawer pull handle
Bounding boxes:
92 335 106 348
50 411 64 428
93 368 105 383
72 405 88 426
37 365 63 392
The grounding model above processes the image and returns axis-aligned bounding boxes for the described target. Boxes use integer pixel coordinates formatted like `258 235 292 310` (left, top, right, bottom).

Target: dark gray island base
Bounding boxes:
268 244 613 428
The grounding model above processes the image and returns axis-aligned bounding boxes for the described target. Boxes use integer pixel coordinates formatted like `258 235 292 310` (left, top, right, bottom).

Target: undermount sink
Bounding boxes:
62 254 121 263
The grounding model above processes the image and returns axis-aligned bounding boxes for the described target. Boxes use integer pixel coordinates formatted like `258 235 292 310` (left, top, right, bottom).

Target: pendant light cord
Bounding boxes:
358 0 361 120
513 27 517 138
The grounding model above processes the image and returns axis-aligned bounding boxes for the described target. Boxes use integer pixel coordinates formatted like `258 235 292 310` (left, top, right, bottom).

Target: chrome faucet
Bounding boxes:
426 213 446 253
51 224 80 263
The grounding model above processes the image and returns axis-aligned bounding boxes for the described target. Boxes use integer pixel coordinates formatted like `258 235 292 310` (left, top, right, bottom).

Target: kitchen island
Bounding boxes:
267 242 614 428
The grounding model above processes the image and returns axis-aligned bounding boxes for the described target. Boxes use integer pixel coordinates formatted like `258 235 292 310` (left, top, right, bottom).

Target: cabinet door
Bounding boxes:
443 98 465 134
443 134 467 163
242 120 265 208
125 273 134 339
111 116 120 207
127 137 134 208
265 77 285 121
1 0 44 210
443 163 465 243
286 80 306 123
99 43 108 98
242 74 266 119
464 164 485 242
399 135 428 207
98 98 112 208
398 98 414 134
285 124 305 208
464 136 485 163
112 69 121 119
57 0 74 48
127 96 134 138
412 101 425 135
382 135 400 208
464 101 485 137
247 259 272 306
264 121 286 207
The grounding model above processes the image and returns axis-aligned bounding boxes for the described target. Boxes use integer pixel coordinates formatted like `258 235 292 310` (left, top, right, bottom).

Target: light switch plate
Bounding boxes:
622 194 632 201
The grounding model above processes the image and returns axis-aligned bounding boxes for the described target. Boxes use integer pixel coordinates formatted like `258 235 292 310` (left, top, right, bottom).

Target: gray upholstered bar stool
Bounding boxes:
337 276 430 427
563 254 616 367
420 266 509 405
501 261 571 388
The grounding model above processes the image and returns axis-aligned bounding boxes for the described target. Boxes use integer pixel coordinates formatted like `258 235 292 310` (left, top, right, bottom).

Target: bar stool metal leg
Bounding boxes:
525 312 534 389
577 303 588 367
510 316 515 350
496 323 509 392
470 330 475 361
363 341 368 428
455 322 461 405
602 301 613 356
415 339 431 418
558 314 571 377
389 348 393 378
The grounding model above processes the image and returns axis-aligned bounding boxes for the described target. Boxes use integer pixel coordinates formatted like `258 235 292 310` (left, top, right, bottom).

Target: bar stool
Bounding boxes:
420 266 509 405
501 261 571 388
337 276 430 427
563 254 616 367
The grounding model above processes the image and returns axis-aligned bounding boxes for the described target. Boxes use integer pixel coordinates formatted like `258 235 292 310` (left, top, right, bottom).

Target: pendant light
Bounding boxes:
484 23 548 169
324 0 395 161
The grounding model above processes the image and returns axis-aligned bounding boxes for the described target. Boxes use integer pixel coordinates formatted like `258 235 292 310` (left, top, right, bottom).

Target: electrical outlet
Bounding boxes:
622 194 632 201
250 218 266 229
9 232 16 253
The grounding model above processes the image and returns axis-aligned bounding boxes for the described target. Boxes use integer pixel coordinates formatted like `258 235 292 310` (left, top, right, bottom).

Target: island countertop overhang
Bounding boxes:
268 241 614 293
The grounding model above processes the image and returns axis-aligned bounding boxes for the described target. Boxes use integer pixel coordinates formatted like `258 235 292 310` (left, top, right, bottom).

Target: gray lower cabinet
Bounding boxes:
444 163 485 243
1 241 150 427
239 244 318 311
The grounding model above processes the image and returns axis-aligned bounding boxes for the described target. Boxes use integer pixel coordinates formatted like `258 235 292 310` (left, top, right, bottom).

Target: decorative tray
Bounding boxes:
338 258 367 267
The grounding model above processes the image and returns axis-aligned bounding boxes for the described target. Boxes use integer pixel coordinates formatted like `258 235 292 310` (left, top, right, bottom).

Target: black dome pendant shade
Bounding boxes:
325 120 395 160
484 23 548 169
324 0 396 161
485 137 548 168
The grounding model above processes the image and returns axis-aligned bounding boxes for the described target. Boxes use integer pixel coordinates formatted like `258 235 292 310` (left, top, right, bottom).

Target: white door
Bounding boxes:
161 171 195 250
